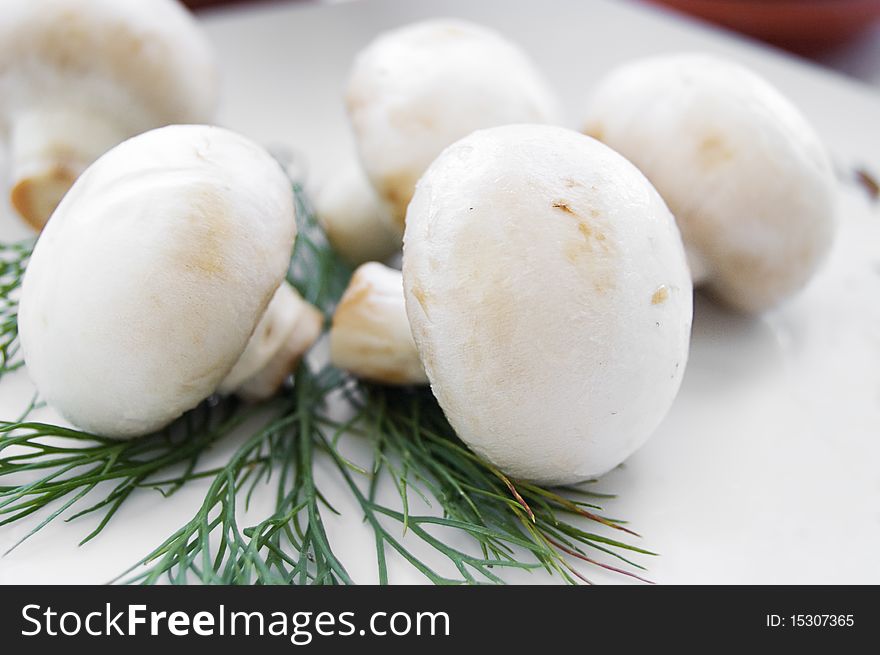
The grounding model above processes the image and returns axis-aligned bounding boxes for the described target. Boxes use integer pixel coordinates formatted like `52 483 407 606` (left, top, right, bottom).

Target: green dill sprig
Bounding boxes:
0 239 32 379
288 181 351 316
119 365 354 585
0 182 653 584
0 397 242 554
124 372 653 585
337 383 654 584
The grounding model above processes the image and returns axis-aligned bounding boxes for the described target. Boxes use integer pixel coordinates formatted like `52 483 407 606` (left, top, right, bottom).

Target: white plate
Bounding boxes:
1 0 879 584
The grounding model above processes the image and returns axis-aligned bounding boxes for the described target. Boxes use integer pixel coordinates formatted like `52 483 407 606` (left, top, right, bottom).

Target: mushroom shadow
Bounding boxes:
683 290 785 395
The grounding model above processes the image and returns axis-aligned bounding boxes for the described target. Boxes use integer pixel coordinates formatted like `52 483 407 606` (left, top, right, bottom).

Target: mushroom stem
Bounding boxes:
313 161 402 266
9 107 128 229
219 281 324 401
330 262 428 385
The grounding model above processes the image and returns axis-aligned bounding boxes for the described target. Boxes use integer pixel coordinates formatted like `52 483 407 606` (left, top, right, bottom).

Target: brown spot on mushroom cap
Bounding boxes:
558 207 616 293
168 187 233 278
552 200 576 215
651 285 670 305
697 133 734 168
563 214 612 265
595 279 613 295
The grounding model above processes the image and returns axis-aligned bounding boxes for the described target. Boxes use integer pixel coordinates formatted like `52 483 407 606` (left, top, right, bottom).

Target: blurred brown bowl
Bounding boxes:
646 0 880 54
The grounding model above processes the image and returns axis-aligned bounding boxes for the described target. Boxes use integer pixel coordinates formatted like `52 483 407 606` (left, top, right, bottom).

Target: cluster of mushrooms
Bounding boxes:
5 4 836 486
326 20 836 483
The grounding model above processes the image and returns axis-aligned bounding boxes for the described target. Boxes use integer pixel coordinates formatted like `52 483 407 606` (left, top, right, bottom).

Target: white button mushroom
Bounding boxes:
346 18 561 231
330 262 427 385
313 161 402 266
581 53 837 313
18 125 321 438
402 124 693 486
0 0 218 230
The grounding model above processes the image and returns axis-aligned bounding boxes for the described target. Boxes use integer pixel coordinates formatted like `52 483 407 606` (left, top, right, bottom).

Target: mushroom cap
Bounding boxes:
18 125 296 438
402 124 693 486
346 18 560 229
0 0 217 133
582 53 837 313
